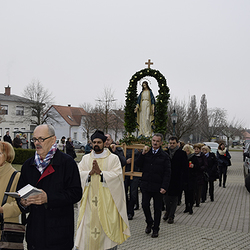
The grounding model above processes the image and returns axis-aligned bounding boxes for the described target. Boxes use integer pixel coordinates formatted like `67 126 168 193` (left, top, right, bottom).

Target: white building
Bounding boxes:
45 105 88 144
0 86 36 142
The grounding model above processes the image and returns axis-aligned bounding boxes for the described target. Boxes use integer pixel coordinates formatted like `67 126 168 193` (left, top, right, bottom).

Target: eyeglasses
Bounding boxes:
32 135 55 143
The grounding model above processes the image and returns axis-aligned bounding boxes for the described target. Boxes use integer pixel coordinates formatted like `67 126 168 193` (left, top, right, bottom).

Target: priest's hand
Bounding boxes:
0 206 3 213
92 160 101 175
21 190 48 206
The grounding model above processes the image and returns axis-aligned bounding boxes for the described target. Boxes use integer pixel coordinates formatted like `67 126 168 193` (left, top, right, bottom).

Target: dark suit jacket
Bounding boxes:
17 149 82 250
167 148 189 196
135 147 171 192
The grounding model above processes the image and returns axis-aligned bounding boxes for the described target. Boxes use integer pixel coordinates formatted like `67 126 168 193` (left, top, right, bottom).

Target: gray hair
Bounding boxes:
47 124 55 136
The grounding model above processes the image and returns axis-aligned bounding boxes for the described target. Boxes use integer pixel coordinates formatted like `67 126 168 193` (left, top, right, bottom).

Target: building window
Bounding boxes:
73 132 77 140
16 106 24 116
0 105 8 115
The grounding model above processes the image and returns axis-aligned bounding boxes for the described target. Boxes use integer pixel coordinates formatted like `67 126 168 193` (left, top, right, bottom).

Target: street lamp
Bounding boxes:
171 109 178 136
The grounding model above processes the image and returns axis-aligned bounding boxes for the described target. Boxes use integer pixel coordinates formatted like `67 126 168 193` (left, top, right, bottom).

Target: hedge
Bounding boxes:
13 148 36 164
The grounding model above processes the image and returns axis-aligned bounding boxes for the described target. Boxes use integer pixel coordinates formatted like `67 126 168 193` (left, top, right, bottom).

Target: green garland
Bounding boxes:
124 68 170 137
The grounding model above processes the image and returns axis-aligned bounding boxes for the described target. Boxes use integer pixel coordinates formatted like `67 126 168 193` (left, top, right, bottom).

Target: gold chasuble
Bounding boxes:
75 149 130 250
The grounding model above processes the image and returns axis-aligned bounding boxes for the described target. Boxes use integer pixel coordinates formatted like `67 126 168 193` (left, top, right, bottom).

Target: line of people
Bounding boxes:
0 125 232 249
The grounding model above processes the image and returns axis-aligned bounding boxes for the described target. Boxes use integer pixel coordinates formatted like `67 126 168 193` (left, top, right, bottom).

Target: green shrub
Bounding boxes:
13 148 36 164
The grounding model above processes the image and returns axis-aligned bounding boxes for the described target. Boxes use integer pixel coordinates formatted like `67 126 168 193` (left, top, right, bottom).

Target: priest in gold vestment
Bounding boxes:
75 130 130 250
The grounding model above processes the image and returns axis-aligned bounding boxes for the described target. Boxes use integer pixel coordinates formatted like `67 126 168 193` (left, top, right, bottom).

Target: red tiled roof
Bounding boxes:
51 105 87 126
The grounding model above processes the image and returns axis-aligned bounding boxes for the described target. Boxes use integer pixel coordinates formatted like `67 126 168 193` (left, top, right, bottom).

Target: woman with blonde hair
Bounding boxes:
0 141 21 223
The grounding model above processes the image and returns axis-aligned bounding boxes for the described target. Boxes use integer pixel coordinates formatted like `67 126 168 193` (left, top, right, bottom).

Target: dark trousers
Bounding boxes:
194 184 203 206
184 187 194 207
124 177 139 216
219 165 228 186
141 189 163 232
202 181 214 201
164 194 178 219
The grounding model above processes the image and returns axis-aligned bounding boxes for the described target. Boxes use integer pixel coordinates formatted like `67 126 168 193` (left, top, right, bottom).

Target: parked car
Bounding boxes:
203 142 219 154
243 143 250 161
243 144 250 178
72 140 85 150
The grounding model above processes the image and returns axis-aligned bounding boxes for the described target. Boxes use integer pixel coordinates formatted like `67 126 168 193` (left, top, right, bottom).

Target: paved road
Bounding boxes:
117 151 250 250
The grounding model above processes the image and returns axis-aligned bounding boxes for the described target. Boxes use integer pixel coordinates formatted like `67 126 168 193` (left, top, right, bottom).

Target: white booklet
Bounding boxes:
5 184 42 199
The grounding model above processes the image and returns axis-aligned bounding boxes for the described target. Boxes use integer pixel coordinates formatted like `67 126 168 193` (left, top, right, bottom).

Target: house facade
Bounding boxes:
45 105 88 144
0 86 36 142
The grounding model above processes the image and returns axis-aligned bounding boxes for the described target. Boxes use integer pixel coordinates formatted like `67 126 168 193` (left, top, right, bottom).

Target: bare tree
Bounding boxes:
95 87 117 134
80 103 96 141
22 80 55 125
166 96 199 141
221 118 244 146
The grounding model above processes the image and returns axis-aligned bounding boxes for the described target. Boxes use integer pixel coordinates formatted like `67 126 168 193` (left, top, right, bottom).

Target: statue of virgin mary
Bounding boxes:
134 81 155 137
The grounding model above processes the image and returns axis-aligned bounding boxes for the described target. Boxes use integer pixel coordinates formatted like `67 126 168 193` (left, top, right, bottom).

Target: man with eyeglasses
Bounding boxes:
16 124 82 250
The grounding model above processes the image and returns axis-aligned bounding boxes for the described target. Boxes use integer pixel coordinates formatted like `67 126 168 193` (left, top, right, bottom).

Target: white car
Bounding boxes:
203 142 219 154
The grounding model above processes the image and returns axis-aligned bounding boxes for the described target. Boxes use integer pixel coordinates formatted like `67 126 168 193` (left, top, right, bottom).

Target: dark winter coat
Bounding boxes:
205 152 218 181
135 147 171 192
217 149 231 167
166 148 189 196
17 149 82 250
186 153 199 190
66 140 76 159
194 152 208 185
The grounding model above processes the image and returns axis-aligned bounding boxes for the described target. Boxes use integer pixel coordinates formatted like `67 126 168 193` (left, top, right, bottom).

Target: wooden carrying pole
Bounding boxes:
117 143 144 180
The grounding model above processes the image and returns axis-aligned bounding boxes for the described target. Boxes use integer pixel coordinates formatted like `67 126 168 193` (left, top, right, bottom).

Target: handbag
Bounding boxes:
0 171 25 250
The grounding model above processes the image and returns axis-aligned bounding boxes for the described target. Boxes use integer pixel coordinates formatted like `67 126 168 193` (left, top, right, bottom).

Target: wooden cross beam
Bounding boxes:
116 143 143 180
145 59 153 69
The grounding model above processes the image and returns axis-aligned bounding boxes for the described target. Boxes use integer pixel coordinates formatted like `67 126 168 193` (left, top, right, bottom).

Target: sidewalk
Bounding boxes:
118 151 250 250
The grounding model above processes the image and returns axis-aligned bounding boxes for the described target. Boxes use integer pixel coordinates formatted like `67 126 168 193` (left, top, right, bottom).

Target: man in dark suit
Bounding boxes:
163 136 189 224
135 133 171 238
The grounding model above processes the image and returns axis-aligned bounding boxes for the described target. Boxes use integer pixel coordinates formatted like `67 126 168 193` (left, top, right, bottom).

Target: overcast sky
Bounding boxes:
1 0 249 128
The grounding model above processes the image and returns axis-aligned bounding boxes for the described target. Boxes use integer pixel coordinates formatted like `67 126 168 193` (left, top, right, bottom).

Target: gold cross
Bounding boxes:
145 59 153 69
92 196 98 206
91 228 100 238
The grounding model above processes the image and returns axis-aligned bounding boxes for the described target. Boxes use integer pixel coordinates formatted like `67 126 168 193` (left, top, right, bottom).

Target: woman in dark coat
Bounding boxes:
193 143 208 207
183 144 199 214
66 137 76 159
217 142 231 188
201 145 218 202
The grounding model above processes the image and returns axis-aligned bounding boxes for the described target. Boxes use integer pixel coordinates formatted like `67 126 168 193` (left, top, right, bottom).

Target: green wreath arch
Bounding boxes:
124 68 170 137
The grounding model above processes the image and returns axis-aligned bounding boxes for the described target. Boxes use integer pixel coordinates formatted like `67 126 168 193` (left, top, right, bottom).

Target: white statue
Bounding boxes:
134 81 155 137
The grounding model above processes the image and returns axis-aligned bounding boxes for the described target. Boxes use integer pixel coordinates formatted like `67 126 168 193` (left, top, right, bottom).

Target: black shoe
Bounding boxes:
167 217 174 224
184 206 189 213
223 185 226 188
145 224 152 234
163 212 168 221
151 231 159 238
128 214 133 220
196 204 200 207
134 205 139 210
189 208 193 214
211 198 214 202
201 200 205 203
